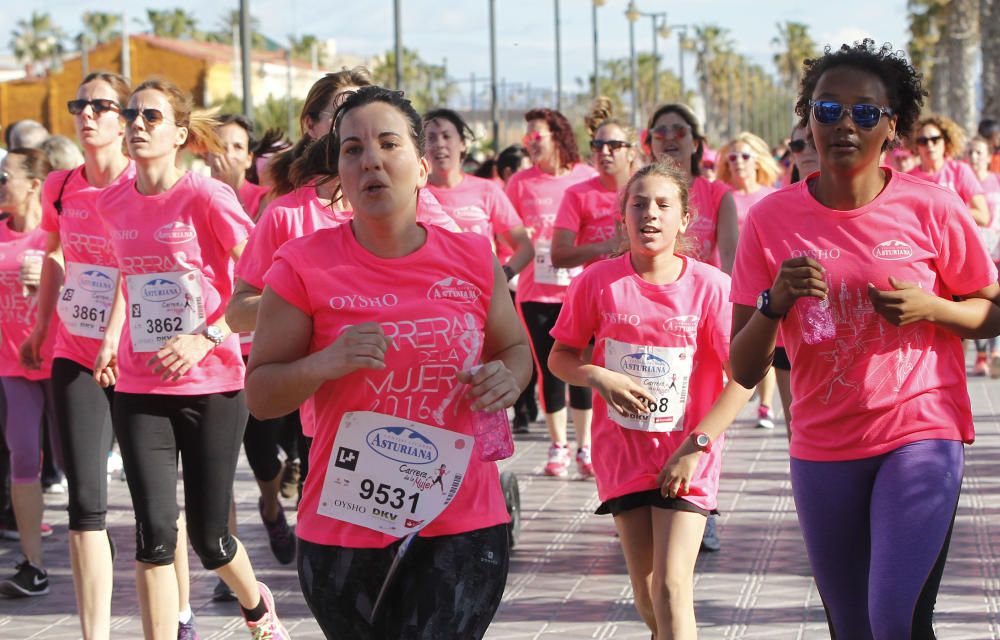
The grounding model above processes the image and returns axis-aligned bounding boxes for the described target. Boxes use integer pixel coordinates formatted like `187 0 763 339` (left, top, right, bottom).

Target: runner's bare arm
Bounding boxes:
93 276 125 388
969 194 990 227
550 228 619 269
716 192 739 274
225 278 262 333
549 342 654 417
499 226 534 275
19 231 64 368
867 279 1000 338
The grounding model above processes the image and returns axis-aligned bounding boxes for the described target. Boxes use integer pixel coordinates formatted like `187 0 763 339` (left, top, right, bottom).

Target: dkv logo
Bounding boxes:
366 426 439 464
620 352 669 378
872 240 913 261
427 277 481 303
154 222 197 245
79 270 115 293
663 315 699 337
141 278 181 302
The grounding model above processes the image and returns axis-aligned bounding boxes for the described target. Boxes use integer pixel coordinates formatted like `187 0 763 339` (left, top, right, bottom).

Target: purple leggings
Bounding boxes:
1 377 57 484
791 439 963 640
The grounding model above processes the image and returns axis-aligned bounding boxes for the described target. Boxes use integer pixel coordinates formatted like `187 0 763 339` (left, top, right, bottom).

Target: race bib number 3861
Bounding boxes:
318 411 473 537
604 338 693 432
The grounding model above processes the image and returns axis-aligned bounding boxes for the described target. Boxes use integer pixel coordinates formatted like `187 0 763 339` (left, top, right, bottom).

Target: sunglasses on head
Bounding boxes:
789 139 808 153
67 99 120 116
650 124 690 141
916 134 944 147
121 108 174 127
727 151 754 162
809 100 894 129
590 139 631 152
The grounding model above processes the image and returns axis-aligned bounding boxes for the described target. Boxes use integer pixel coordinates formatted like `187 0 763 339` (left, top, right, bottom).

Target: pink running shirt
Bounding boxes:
731 186 776 233
0 224 56 380
686 176 731 268
550 254 731 510
731 170 997 461
553 176 621 267
505 164 598 303
908 159 984 205
264 224 510 548
238 181 269 220
97 171 253 395
425 175 521 244
40 163 135 369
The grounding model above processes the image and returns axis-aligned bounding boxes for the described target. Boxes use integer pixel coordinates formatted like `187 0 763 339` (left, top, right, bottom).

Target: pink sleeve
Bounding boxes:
956 163 986 204
934 194 998 296
730 215 774 306
236 203 284 289
263 253 311 315
39 171 67 233
553 188 583 233
706 274 734 363
549 273 598 349
207 183 254 254
416 189 462 232
504 175 523 214
488 183 522 235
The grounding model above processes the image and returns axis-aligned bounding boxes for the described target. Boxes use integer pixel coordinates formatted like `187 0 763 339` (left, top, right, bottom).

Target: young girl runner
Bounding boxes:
94 78 286 639
549 161 752 639
730 40 1000 638
245 85 531 639
967 136 1000 374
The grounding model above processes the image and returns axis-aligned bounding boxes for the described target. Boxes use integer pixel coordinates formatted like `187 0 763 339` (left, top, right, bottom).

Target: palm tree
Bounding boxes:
289 35 326 67
943 0 979 133
83 12 121 45
145 9 200 39
772 21 817 94
691 24 733 138
907 0 947 113
204 10 268 49
981 0 1000 119
373 47 455 114
9 11 65 77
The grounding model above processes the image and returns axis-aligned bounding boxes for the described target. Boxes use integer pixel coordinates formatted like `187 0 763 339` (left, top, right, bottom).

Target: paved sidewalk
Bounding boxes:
1 374 999 638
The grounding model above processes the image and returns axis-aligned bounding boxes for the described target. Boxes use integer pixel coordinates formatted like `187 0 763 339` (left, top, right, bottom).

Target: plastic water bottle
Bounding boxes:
799 296 836 345
472 408 515 462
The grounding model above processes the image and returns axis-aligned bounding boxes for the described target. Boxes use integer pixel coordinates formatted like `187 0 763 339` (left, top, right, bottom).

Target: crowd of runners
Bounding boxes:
0 36 998 640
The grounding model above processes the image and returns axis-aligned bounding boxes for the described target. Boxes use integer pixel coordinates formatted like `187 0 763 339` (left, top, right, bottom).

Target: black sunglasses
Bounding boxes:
121 108 174 127
810 100 894 129
789 139 808 153
590 139 631 152
916 135 944 147
67 99 120 116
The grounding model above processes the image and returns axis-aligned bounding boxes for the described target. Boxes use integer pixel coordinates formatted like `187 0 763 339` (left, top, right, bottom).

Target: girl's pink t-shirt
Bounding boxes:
505 164 599 303
425 175 521 245
238 181 269 220
908 159 984 205
97 171 253 395
553 176 620 267
0 224 56 380
551 254 731 510
264 223 510 548
686 176 731 268
732 185 776 233
731 170 997 462
40 163 136 369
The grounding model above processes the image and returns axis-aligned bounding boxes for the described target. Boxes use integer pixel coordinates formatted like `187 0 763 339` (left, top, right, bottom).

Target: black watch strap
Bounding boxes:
757 289 784 320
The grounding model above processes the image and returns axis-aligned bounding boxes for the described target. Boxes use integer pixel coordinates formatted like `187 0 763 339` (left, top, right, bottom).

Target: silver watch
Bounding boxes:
203 325 225 347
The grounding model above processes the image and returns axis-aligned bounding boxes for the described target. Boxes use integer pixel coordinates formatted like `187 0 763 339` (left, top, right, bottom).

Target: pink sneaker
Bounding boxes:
755 404 775 430
973 355 990 377
242 582 289 639
544 444 570 477
576 446 595 478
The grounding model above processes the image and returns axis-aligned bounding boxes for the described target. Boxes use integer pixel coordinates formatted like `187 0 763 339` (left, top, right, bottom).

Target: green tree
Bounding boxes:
203 10 268 49
145 9 200 39
373 47 455 114
590 53 682 124
289 35 326 67
211 93 304 142
771 21 817 93
9 11 65 77
82 12 121 45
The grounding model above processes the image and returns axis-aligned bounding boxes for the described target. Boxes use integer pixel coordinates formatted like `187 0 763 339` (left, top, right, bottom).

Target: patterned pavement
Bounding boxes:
1 368 999 638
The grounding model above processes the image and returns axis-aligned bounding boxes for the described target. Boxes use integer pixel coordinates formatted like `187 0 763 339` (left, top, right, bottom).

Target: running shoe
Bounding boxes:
576 446 595 478
242 582 290 640
43 478 67 494
178 613 200 640
212 578 237 602
279 459 301 500
0 523 54 541
107 451 124 477
544 444 571 477
700 515 721 553
0 559 49 597
755 405 775 430
973 354 990 376
259 498 296 565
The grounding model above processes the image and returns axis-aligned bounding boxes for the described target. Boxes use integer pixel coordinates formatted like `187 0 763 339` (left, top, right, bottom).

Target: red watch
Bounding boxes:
691 431 712 453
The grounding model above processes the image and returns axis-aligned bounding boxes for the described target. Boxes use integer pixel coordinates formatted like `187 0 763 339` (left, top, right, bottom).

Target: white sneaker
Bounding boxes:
544 444 571 477
107 451 124 476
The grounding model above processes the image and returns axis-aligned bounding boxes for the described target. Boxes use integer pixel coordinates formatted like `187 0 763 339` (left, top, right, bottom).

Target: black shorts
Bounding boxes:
773 347 791 371
595 489 717 517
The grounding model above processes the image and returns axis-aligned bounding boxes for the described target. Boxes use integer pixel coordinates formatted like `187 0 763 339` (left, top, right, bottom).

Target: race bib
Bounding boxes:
57 262 119 339
604 338 693 432
125 270 206 352
533 239 581 287
318 411 473 537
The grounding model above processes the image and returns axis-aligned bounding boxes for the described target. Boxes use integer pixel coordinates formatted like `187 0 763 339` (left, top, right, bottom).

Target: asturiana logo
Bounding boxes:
872 240 913 261
663 315 699 337
427 277 481 304
141 278 182 302
154 222 197 245
79 270 115 293
366 426 439 464
620 352 669 378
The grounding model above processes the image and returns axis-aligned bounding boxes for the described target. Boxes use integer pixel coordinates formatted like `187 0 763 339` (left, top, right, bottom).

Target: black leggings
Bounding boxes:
113 390 246 570
298 524 510 639
518 300 591 414
51 358 115 531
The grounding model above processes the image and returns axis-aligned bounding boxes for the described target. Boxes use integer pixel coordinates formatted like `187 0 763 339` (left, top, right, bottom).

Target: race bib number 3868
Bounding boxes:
318 411 473 537
604 338 693 432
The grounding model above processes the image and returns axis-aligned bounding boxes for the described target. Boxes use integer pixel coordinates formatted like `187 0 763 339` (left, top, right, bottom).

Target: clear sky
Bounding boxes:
5 0 910 92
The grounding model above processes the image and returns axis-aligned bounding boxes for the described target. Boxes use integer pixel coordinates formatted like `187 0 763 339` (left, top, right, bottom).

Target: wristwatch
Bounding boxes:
203 325 226 347
691 431 712 453
756 289 784 320
502 265 515 281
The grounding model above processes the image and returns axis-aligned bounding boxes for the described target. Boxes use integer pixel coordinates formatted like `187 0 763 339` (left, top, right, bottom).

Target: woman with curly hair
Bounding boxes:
730 40 1000 638
909 114 990 227
506 108 597 477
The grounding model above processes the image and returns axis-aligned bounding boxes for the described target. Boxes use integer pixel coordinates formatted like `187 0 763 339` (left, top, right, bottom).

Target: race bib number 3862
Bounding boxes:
318 411 473 537
125 270 206 353
604 338 693 432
